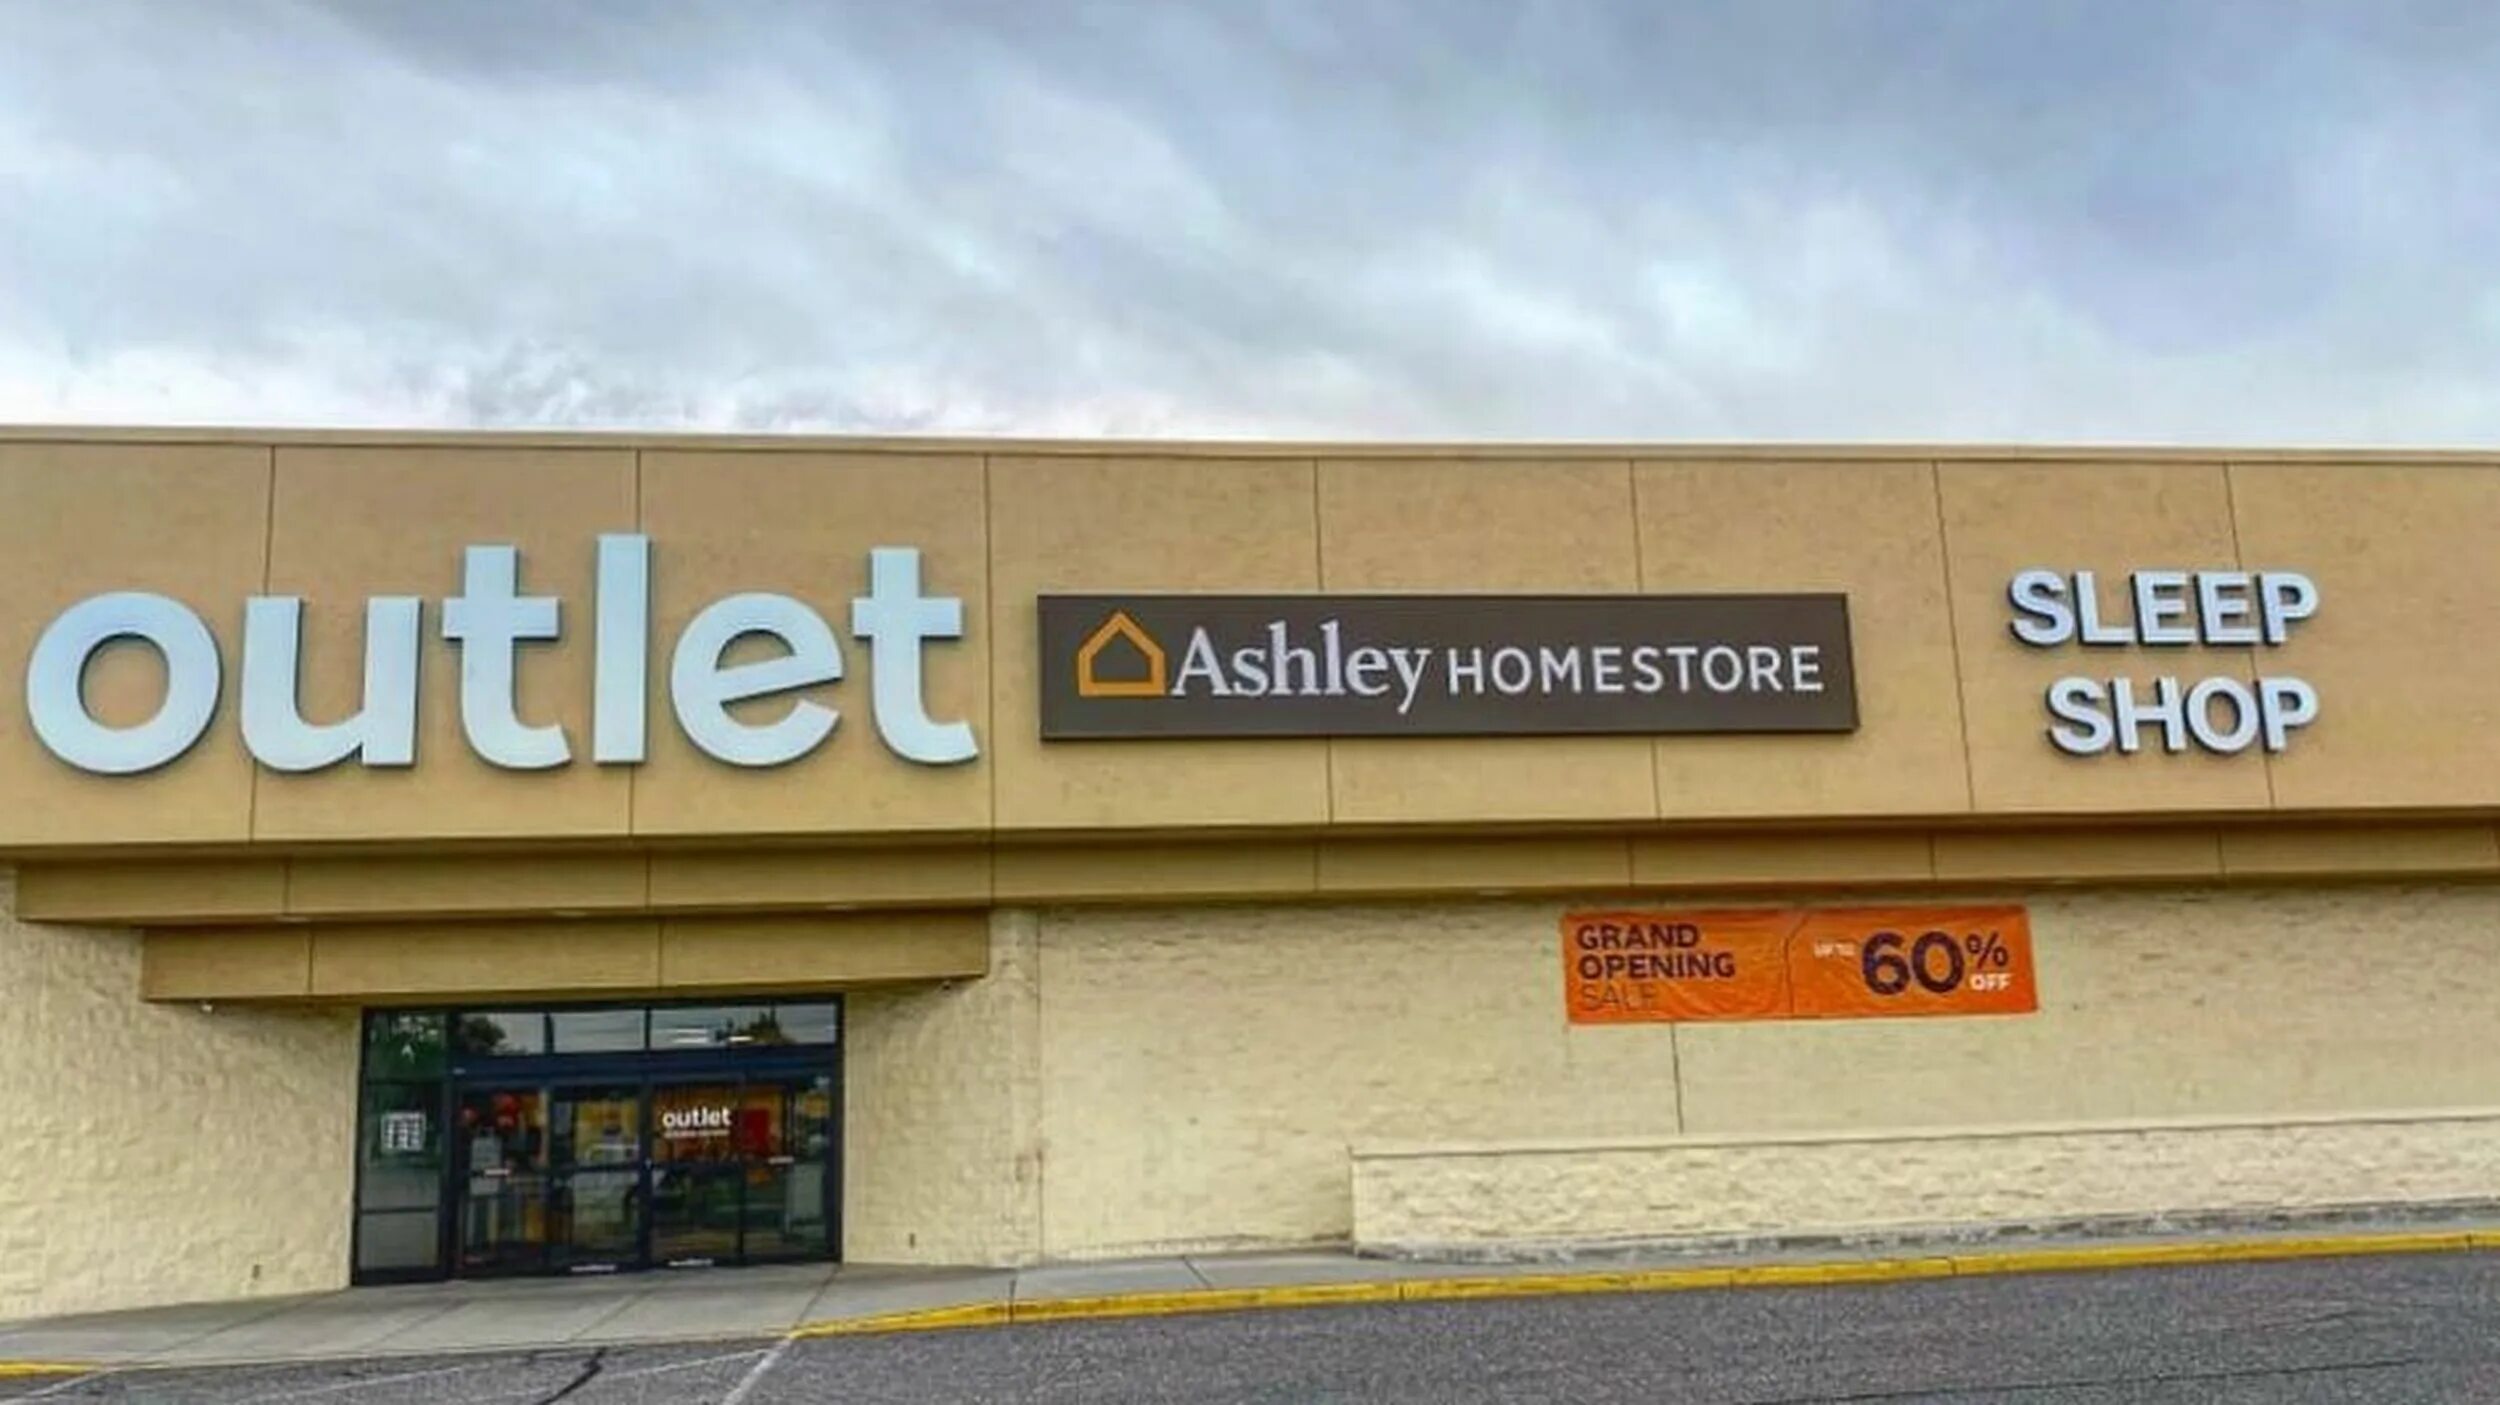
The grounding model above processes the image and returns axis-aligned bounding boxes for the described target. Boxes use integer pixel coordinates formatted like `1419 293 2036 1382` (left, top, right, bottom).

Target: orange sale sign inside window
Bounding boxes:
1561 907 2037 1024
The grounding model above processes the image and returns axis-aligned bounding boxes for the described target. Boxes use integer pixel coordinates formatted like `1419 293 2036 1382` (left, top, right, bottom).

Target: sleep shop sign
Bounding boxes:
1562 907 2039 1024
2009 568 2319 757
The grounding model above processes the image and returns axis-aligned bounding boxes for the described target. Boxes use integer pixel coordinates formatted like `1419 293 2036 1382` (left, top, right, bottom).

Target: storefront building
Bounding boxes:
6 430 2500 1320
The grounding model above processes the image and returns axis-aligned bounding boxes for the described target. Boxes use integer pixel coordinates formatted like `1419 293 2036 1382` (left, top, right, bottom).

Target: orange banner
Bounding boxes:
1560 910 1794 1023
1561 906 2037 1024
1784 906 2037 1019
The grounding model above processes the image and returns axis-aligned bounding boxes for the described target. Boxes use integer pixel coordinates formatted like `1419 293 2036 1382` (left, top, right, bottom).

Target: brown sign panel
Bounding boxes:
1038 594 1856 739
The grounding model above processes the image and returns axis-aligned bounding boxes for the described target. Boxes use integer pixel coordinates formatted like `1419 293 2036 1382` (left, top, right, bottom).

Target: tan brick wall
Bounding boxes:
11 877 2500 1315
842 910 1044 1264
1676 884 2500 1132
1015 884 2500 1260
1350 1111 2500 1254
1031 899 1685 1257
0 871 357 1321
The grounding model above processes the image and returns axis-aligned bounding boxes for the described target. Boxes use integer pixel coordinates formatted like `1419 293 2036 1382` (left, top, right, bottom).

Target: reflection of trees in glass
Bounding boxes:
386 1005 829 1060
455 1015 514 1055
698 1009 791 1046
365 1012 447 1079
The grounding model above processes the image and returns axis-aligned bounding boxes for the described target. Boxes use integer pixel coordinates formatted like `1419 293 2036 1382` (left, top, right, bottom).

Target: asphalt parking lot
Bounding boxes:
8 1249 2498 1403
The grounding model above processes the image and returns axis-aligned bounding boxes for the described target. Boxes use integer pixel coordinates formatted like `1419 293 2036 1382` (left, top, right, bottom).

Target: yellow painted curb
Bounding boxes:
1601 1267 1741 1294
1947 1241 2218 1276
2197 1230 2473 1262
1249 1281 1407 1310
1400 1270 1675 1301
1730 1256 1957 1287
791 1230 2497 1339
796 1301 1011 1337
0 1362 90 1378
1946 1228 2475 1277
1016 1282 1389 1324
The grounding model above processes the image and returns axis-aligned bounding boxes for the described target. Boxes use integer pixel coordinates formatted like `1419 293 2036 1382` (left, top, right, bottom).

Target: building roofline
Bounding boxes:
0 422 2496 464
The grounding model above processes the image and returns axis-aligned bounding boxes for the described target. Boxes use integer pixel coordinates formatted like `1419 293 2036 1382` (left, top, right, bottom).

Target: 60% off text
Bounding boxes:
1819 929 2018 997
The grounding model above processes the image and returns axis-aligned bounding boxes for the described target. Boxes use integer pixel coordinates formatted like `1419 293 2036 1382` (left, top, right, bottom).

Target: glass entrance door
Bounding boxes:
650 1081 743 1266
361 1000 843 1285
455 1072 836 1274
549 1083 642 1271
748 1073 836 1261
457 1080 647 1274
456 1087 549 1273
649 1074 835 1267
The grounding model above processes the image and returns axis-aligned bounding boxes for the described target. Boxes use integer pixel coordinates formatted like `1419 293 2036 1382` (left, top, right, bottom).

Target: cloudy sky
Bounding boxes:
3 1 2496 443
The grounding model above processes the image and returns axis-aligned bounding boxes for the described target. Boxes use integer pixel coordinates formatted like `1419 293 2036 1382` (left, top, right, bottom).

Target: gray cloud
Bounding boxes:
3 0 2497 442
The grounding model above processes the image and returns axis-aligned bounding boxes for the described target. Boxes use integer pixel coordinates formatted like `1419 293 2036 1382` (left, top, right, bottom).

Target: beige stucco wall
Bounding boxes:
1030 900 1684 1258
1350 1110 2500 1255
990 883 2500 1261
1676 884 2500 1131
0 871 358 1321
842 910 1044 1265
12 875 2500 1317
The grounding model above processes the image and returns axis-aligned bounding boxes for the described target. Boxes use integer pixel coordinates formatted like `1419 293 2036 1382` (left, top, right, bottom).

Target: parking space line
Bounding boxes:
721 1336 794 1405
17 1369 108 1400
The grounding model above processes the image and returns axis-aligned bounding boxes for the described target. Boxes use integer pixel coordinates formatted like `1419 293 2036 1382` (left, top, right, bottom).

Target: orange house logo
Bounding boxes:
1075 610 1168 698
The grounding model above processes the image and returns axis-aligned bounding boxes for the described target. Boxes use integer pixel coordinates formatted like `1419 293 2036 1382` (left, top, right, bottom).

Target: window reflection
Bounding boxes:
357 1211 440 1273
426 1004 840 1057
651 1006 770 1050
650 1004 838 1051
551 1008 644 1054
775 1003 841 1045
365 1012 446 1078
790 1075 834 1160
455 1011 548 1056
359 1082 442 1212
553 1087 640 1167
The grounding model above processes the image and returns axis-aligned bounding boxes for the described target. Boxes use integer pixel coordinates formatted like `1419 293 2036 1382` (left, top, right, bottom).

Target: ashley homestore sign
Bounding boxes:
1038 594 1859 739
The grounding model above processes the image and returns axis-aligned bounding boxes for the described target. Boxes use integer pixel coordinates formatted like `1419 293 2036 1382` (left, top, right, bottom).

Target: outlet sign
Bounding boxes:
1038 594 1858 739
658 1105 735 1139
24 536 978 776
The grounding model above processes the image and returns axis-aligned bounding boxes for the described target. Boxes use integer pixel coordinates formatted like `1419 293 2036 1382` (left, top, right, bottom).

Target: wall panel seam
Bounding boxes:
248 443 277 843
627 447 645 838
1928 461 1980 813
2221 461 2282 812
1310 457 1336 827
983 453 999 838
1032 909 1051 1260
1625 459 1664 822
1667 1023 1686 1134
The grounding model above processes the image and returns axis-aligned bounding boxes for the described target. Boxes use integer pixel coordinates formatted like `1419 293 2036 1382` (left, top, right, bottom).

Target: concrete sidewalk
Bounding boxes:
6 1227 2497 1374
